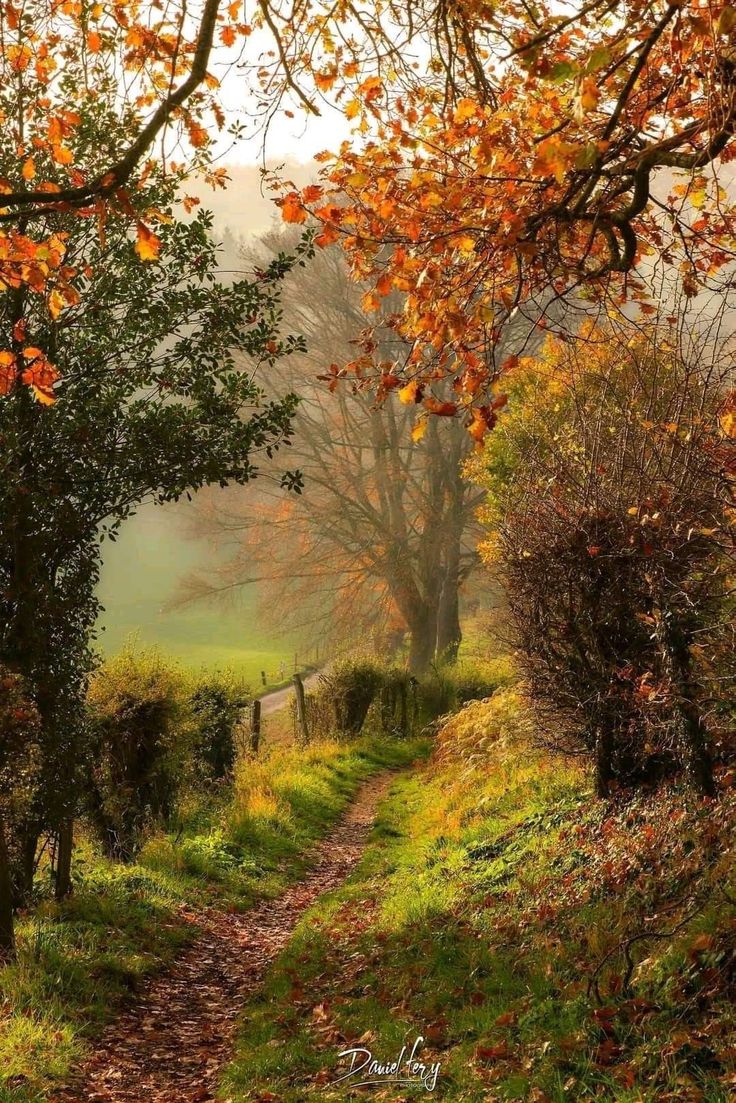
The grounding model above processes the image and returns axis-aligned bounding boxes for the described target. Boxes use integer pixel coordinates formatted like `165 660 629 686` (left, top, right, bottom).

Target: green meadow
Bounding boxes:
95 503 304 687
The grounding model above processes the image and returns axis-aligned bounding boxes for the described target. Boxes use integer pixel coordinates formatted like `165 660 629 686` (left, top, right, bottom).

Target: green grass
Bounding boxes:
223 694 736 1103
0 734 429 1103
95 504 310 685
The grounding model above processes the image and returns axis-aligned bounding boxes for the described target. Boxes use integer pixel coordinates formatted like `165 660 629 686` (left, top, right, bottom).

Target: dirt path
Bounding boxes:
53 771 396 1103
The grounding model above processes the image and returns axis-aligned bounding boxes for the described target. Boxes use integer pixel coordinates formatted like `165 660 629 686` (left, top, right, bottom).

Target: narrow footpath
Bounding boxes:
53 771 397 1103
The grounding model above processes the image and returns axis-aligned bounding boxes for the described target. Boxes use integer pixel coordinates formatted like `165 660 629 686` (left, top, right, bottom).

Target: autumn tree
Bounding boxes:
474 319 735 796
178 229 489 673
273 0 736 431
9 0 736 433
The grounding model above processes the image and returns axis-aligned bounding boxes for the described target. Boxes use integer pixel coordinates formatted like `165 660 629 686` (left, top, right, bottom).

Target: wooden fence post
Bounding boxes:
250 699 261 755
293 673 310 746
398 680 409 737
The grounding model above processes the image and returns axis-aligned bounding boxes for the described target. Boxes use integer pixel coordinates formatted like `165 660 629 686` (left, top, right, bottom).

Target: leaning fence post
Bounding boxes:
293 673 310 746
250 699 261 755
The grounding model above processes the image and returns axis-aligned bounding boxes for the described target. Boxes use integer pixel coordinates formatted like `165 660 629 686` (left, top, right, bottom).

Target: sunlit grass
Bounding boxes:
224 692 736 1102
0 733 428 1102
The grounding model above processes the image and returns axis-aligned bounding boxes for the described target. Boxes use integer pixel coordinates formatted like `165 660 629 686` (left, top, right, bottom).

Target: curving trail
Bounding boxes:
53 771 396 1103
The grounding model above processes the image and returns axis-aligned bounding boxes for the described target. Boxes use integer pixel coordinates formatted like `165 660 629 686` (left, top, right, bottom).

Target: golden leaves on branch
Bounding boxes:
0 346 59 404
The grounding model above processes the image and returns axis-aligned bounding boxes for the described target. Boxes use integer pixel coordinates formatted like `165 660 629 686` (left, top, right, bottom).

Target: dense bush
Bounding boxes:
302 659 384 739
86 650 190 861
433 687 531 769
377 666 416 736
189 674 249 781
298 655 517 743
415 657 516 724
473 327 733 795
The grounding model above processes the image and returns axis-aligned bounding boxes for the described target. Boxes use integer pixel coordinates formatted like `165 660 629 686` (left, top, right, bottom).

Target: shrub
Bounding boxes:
416 665 456 723
189 673 249 781
303 659 384 739
377 666 417 736
433 687 531 771
86 649 190 861
474 328 733 796
416 657 516 723
451 657 517 706
296 654 512 743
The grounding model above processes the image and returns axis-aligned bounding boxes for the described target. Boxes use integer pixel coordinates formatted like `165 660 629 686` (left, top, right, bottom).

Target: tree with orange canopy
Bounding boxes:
276 0 736 434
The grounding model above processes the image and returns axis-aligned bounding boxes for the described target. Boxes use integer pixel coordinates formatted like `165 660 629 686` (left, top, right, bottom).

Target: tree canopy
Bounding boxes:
275 0 736 431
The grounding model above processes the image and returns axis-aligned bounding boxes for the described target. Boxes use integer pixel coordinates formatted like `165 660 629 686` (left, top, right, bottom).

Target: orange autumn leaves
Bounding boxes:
0 340 59 404
275 0 736 439
134 223 162 262
0 0 249 405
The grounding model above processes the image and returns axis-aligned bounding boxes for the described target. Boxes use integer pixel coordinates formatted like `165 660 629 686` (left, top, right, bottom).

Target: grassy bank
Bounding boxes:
224 691 736 1103
0 735 429 1103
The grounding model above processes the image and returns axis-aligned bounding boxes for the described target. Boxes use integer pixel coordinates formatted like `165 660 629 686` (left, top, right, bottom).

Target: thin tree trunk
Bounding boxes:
397 680 409 737
654 603 715 797
595 725 614 798
13 822 39 907
380 685 393 734
0 810 15 961
55 819 74 901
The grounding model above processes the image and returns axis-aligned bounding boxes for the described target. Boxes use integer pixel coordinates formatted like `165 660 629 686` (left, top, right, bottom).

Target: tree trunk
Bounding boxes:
0 810 15 961
397 680 409 737
435 570 462 664
380 685 394 734
654 603 715 797
595 725 614 797
407 611 436 675
54 819 74 901
12 822 39 907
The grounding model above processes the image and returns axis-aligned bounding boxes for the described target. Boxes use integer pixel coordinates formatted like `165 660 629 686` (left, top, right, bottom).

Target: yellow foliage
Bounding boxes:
433 687 532 772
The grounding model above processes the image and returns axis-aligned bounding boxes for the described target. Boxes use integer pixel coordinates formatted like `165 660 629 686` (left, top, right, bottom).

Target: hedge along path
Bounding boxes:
53 771 399 1103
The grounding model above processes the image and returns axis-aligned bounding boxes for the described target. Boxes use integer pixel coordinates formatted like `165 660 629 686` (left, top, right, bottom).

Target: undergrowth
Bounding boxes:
224 693 736 1103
